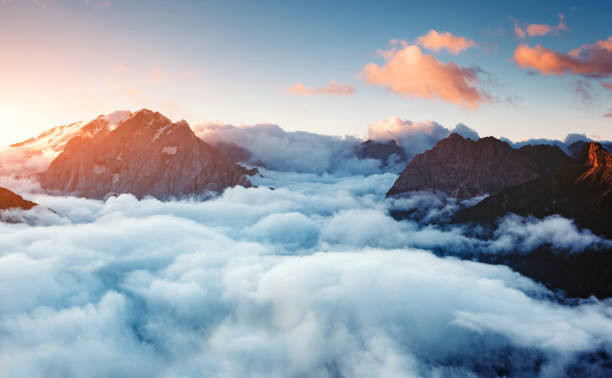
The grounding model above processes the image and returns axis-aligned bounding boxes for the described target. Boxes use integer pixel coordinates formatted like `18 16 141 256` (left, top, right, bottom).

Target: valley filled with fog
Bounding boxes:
2 166 612 377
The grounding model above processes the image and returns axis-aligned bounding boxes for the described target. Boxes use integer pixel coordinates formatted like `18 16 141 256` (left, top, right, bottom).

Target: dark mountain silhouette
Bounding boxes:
40 109 251 199
387 133 571 198
354 139 408 167
455 142 612 238
0 187 37 211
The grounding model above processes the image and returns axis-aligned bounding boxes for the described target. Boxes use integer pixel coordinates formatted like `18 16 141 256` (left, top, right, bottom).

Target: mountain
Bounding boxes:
2 111 133 179
0 187 37 211
387 133 571 199
11 111 132 157
40 109 251 199
567 140 612 158
455 142 612 238
354 139 408 167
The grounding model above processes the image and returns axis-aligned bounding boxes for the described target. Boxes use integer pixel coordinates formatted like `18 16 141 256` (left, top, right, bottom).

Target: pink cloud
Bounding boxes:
287 81 354 96
514 25 526 39
514 37 612 77
514 14 567 38
416 30 476 54
363 44 489 108
526 24 551 37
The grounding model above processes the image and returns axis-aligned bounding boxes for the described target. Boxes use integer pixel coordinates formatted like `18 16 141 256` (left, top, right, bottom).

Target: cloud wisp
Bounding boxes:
513 14 568 39
416 30 476 54
286 81 354 96
513 36 612 77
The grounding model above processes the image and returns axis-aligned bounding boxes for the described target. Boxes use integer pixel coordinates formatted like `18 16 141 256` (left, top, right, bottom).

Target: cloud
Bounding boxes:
416 30 476 54
193 118 481 174
194 122 374 174
1 170 612 377
367 117 479 157
500 133 612 155
514 24 526 39
526 24 551 37
286 81 354 96
490 214 607 253
363 44 490 108
514 14 567 38
574 79 595 103
513 37 612 77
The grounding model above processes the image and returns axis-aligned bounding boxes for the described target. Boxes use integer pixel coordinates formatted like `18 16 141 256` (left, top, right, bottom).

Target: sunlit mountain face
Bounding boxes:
2 1 612 377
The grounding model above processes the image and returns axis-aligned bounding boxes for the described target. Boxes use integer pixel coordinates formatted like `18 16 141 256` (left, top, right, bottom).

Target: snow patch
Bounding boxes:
162 146 178 155
103 111 131 131
112 174 120 184
153 125 170 141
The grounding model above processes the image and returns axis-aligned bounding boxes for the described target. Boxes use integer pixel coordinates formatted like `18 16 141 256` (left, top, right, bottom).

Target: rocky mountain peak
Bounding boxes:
355 139 408 166
581 142 612 168
387 134 571 199
40 110 251 199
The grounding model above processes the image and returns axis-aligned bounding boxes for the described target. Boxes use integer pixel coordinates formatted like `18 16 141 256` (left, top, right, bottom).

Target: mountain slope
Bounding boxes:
2 111 132 179
387 133 571 198
455 142 612 238
40 109 251 199
354 139 408 168
0 187 37 211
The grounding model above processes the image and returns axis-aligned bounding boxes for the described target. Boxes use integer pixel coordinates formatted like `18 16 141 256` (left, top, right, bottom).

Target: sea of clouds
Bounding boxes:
2 169 612 377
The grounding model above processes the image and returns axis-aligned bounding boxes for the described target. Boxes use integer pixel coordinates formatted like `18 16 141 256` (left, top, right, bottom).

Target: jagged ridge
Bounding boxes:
40 109 251 199
387 133 571 198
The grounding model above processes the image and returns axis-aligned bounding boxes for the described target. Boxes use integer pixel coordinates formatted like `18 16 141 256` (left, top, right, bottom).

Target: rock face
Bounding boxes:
40 109 251 199
387 134 571 198
354 139 408 167
567 140 612 158
0 187 37 211
455 142 612 238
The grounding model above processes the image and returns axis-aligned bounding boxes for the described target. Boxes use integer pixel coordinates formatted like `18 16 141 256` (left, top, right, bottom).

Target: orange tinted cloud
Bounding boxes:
526 24 551 37
514 37 612 77
287 81 354 96
514 14 567 38
363 44 489 108
416 30 475 54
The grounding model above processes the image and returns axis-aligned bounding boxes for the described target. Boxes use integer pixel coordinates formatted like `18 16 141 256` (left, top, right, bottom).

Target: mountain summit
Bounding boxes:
387 133 570 198
455 142 612 238
40 109 251 199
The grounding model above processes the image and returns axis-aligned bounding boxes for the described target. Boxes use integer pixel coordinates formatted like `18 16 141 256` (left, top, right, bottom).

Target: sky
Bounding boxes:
0 0 611 145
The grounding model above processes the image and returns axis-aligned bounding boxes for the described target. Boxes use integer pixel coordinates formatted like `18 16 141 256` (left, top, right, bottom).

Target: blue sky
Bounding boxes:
1 0 611 144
